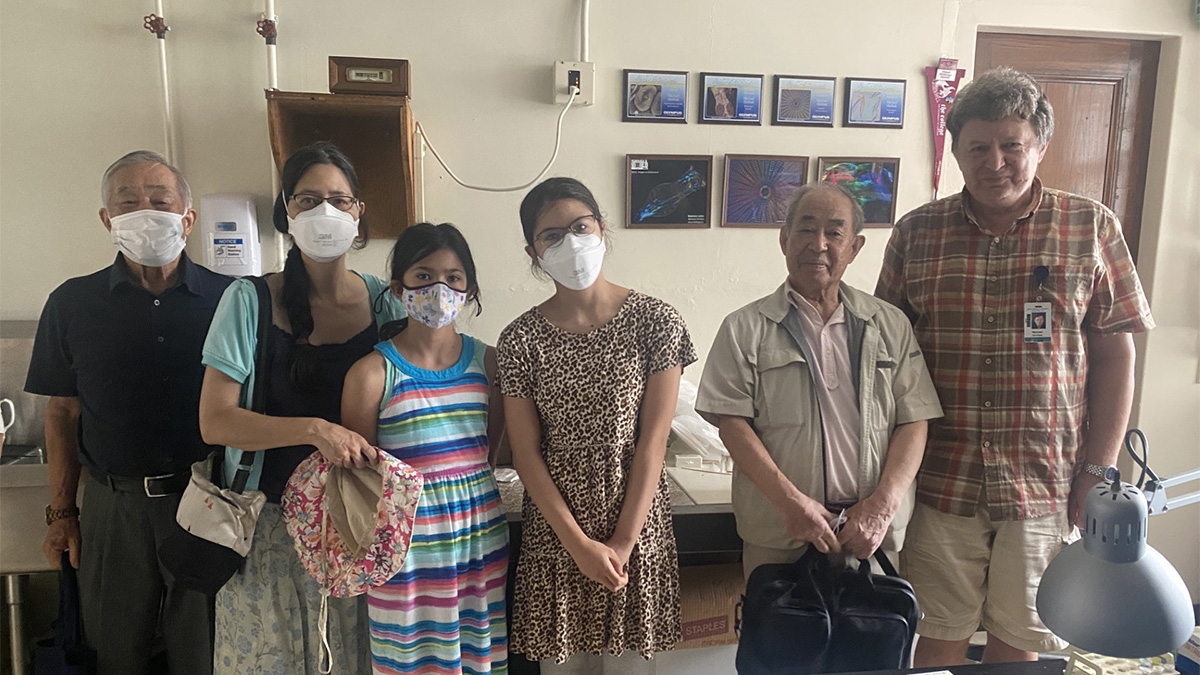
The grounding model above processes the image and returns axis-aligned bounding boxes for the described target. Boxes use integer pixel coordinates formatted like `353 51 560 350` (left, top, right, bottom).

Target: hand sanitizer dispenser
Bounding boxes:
199 194 262 277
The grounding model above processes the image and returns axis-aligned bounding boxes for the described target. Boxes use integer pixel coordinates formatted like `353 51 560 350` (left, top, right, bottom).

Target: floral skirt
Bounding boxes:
214 503 371 674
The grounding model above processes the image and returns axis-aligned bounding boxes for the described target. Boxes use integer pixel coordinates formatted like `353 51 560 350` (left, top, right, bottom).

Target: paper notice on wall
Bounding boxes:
212 235 247 267
925 58 965 200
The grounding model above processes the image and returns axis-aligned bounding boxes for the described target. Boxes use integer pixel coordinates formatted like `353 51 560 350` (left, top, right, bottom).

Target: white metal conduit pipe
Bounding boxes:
146 1 176 165
580 0 590 62
258 0 286 271
264 0 278 90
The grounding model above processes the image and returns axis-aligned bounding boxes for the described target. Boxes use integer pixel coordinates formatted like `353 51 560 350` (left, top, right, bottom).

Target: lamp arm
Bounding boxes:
1155 466 1200 489
1143 466 1200 515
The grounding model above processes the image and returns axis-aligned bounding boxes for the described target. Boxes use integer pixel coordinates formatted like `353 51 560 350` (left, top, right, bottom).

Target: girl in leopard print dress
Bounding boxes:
496 177 696 673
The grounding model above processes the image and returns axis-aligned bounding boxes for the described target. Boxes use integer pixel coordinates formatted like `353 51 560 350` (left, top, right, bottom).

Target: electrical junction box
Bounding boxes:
199 193 262 277
554 61 595 106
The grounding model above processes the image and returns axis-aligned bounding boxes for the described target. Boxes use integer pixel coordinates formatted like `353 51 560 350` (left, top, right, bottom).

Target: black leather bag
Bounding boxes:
158 275 271 596
33 552 97 675
737 547 919 675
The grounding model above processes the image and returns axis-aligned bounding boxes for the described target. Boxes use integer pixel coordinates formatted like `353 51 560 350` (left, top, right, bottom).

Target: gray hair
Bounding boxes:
784 181 866 235
100 150 192 209
947 67 1054 150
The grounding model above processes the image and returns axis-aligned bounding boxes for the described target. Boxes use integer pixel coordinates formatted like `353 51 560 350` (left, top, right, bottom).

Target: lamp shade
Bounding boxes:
1036 477 1193 658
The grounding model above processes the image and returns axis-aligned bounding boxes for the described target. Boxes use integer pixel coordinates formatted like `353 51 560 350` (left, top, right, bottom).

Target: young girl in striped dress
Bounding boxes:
342 222 509 675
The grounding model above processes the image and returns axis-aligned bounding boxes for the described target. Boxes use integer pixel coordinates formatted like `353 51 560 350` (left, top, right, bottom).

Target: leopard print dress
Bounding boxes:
496 290 696 663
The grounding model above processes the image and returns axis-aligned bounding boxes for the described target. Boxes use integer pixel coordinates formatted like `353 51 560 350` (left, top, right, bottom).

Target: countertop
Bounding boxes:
495 444 734 522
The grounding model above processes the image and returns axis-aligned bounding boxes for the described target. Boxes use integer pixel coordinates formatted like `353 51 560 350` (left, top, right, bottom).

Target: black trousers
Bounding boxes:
79 476 213 675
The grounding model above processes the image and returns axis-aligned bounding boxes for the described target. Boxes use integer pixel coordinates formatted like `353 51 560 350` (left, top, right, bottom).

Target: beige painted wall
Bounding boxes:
1 0 1196 598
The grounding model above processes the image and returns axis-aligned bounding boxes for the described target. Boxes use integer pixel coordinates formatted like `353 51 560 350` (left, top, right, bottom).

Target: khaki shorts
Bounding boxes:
900 502 1077 653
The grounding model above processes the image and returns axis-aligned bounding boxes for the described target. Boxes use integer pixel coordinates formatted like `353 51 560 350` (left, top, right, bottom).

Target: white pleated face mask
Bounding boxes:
108 209 187 267
538 233 605 290
286 201 359 263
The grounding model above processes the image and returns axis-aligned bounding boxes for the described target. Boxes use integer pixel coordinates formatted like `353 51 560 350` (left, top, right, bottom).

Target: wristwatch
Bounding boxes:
1078 462 1116 480
45 505 80 525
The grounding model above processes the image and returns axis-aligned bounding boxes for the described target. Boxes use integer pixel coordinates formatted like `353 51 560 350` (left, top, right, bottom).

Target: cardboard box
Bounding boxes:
676 563 745 649
1177 628 1200 675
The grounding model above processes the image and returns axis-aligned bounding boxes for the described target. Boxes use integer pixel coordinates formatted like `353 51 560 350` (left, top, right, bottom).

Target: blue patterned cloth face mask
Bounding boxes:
399 282 468 329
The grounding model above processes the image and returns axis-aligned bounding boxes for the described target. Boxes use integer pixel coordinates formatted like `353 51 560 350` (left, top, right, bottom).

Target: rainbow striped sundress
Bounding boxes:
368 336 510 675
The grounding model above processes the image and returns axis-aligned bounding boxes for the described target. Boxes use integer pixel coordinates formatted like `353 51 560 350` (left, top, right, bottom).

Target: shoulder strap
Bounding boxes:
469 336 487 371
375 338 406 371
248 276 272 414
844 309 866 402
229 275 272 493
871 549 900 578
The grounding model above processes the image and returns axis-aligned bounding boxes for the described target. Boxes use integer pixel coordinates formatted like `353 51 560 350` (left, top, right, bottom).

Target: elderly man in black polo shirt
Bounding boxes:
25 150 233 675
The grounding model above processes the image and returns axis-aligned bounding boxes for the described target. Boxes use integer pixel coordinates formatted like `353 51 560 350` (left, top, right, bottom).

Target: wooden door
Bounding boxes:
974 33 1159 262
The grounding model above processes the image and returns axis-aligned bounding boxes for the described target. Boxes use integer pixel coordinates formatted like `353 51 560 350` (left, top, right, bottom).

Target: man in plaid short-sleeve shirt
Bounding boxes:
875 68 1153 664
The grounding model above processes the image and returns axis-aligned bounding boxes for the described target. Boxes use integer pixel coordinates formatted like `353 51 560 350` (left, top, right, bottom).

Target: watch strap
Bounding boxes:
1079 461 1115 480
45 505 80 525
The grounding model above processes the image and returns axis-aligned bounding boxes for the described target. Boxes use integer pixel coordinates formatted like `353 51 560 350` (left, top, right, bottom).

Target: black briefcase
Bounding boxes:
737 547 919 675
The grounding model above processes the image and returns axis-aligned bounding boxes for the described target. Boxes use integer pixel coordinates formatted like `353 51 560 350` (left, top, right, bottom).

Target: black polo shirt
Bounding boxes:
25 252 235 478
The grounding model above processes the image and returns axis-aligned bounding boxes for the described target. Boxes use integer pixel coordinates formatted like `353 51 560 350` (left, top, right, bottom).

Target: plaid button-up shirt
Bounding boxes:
875 180 1154 520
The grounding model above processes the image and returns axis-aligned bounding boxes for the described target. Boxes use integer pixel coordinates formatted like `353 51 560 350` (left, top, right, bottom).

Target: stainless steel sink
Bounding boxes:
0 449 53 575
0 444 45 467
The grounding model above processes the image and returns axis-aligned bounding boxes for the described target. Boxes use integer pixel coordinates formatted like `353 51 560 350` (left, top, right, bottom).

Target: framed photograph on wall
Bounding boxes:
772 75 836 127
623 69 689 123
698 73 764 124
816 156 900 226
843 77 907 128
722 154 809 228
626 154 713 228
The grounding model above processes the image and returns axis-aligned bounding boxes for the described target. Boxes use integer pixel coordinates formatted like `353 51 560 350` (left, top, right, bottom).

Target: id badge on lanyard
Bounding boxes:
1024 265 1051 344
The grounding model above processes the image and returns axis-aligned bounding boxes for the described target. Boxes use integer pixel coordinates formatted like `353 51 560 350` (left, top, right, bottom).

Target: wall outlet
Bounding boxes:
554 61 594 106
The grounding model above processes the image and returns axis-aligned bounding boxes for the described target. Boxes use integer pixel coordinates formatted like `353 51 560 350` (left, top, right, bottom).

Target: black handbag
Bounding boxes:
33 551 97 675
737 546 920 675
158 276 272 596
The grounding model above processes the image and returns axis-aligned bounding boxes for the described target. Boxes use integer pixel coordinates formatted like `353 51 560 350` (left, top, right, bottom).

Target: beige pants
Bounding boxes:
900 502 1077 653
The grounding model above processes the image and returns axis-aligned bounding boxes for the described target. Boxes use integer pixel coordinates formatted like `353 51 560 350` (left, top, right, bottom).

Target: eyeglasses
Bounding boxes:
288 193 360 212
534 215 599 247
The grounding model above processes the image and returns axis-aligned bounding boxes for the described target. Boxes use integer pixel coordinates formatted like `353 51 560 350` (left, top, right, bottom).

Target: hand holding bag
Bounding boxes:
159 276 272 596
33 551 97 675
282 451 424 673
736 547 919 675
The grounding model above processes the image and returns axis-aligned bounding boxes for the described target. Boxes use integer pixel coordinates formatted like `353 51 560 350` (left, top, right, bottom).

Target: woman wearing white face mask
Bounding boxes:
496 177 696 672
198 142 404 674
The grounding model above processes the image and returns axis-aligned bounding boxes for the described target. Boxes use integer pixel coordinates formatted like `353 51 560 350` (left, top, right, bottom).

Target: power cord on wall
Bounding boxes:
413 86 580 193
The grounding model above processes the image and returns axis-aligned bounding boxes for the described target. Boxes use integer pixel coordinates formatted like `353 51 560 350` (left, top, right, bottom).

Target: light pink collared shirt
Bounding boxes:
786 286 861 505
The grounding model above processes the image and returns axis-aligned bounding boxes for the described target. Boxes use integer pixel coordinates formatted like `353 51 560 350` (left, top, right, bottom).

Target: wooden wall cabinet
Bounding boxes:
266 90 416 238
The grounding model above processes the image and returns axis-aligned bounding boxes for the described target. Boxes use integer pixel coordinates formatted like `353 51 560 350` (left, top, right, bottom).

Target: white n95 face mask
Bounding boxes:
109 209 187 268
287 201 360 263
539 233 605 290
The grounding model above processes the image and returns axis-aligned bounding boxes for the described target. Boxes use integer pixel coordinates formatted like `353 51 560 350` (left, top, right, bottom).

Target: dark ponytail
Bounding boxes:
279 246 318 386
272 141 367 389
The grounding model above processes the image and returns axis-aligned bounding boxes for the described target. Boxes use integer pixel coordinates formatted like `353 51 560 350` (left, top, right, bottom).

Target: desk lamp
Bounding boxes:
1037 430 1197 658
